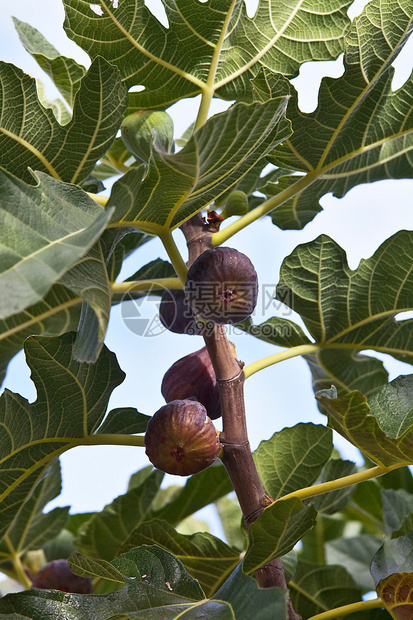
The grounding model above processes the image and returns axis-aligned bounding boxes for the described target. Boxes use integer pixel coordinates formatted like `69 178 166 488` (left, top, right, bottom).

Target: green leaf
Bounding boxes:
61 242 112 363
371 532 413 586
317 376 413 466
121 519 240 597
254 423 332 501
12 18 86 107
237 316 311 348
305 349 389 401
68 552 125 584
381 488 413 536
63 0 350 108
243 498 317 573
212 564 288 620
0 461 69 574
153 462 232 526
312 459 357 514
35 81 71 125
299 514 346 564
344 480 384 535
325 535 383 592
75 470 164 560
267 0 413 229
215 496 244 552
0 333 128 540
109 99 291 234
0 170 113 320
97 408 150 435
0 284 81 386
278 232 413 394
289 560 361 617
0 546 227 619
0 57 127 185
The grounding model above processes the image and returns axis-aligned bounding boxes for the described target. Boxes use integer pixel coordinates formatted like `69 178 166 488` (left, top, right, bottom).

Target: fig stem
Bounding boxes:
86 192 108 206
180 214 301 620
305 597 383 620
212 170 318 246
159 230 188 285
4 535 32 589
112 278 183 293
243 344 321 378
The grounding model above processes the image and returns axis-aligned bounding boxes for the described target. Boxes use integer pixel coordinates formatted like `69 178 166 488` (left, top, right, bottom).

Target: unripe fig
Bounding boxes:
121 110 174 162
145 400 222 476
159 289 203 335
161 345 221 419
222 190 249 217
185 247 258 324
30 560 93 594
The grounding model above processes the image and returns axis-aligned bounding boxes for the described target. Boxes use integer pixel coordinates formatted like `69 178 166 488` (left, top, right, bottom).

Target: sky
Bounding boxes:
1 0 413 537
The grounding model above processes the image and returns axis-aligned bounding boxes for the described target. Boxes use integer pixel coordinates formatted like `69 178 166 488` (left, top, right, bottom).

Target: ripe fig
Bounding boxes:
145 400 222 476
185 247 258 324
161 345 221 419
30 559 93 593
221 190 249 217
159 288 203 335
121 110 174 162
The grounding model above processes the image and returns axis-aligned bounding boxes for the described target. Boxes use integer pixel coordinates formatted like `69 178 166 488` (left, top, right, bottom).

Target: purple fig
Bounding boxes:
185 247 258 324
145 400 222 476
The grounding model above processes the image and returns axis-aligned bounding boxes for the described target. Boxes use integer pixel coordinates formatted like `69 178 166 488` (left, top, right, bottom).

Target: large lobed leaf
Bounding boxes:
0 57 127 185
265 0 413 229
13 18 86 108
108 97 292 234
317 375 413 466
0 333 148 541
63 0 351 109
0 461 69 578
0 170 112 320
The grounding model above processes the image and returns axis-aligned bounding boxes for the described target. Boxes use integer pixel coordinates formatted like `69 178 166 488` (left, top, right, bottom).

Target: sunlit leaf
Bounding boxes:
63 0 351 108
317 376 413 466
253 423 333 500
266 0 413 229
0 57 127 185
243 498 317 573
109 98 291 234
13 18 86 107
0 170 112 319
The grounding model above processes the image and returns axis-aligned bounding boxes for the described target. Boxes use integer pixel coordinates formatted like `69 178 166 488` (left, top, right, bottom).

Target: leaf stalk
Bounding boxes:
306 597 384 619
243 344 321 378
281 464 403 503
111 278 183 293
212 171 318 246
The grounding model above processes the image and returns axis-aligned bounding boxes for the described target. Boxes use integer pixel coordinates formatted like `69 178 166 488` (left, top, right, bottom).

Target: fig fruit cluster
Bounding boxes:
161 345 221 419
185 247 258 325
159 289 202 335
145 400 222 476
